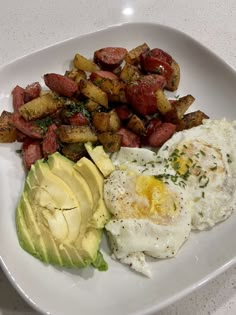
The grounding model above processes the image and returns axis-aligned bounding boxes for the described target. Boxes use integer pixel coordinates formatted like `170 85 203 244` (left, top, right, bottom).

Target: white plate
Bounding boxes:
0 22 236 315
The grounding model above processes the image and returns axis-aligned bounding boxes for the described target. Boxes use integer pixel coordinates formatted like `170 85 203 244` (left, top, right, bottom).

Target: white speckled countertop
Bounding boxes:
0 1 235 314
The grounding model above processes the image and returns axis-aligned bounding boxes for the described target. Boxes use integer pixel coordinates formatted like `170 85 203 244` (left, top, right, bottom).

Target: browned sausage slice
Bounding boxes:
68 113 89 126
44 73 78 98
117 128 140 147
12 113 43 139
148 122 176 147
90 70 119 81
42 123 58 157
125 74 167 116
24 82 41 103
12 85 25 112
22 138 43 170
94 47 128 70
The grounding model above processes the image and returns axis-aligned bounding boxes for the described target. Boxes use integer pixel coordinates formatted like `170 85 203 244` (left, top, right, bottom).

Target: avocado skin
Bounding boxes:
15 152 108 269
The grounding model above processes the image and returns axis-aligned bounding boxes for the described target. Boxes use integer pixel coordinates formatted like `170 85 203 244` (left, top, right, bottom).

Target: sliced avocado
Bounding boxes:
47 153 94 233
74 157 110 228
85 142 115 177
15 152 108 270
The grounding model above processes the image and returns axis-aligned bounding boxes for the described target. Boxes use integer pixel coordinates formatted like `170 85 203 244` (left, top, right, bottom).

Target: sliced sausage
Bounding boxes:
140 49 173 81
141 118 162 145
90 70 119 81
24 82 41 103
125 74 167 116
115 104 132 121
12 113 43 139
42 124 58 157
68 113 89 126
12 85 25 112
94 47 128 70
44 73 79 98
147 122 176 147
117 128 140 148
22 138 43 170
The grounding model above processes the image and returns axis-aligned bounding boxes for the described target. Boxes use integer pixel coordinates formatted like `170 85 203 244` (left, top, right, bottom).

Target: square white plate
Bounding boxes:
0 22 236 315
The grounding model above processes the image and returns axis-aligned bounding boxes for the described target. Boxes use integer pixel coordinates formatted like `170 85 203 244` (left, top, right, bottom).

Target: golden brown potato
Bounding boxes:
97 132 122 152
61 142 87 161
166 59 181 91
19 93 63 121
0 111 16 143
165 94 195 123
65 68 87 83
73 53 100 72
93 77 126 96
85 99 101 112
80 79 108 108
155 89 172 114
126 114 146 135
92 110 121 133
125 43 150 65
176 110 209 131
119 63 141 83
58 125 98 143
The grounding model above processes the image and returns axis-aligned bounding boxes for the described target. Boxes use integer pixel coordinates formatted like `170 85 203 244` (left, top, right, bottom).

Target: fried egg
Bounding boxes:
155 119 236 230
104 170 191 277
105 119 236 276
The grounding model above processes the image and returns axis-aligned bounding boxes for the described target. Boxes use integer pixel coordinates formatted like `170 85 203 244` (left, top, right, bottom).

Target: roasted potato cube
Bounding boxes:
127 114 146 136
176 110 209 131
61 142 87 161
125 43 150 65
119 63 141 83
92 110 121 133
165 94 195 123
80 80 108 108
19 93 63 121
0 111 16 143
107 90 127 103
65 68 87 83
85 99 101 112
166 59 181 91
98 132 122 152
155 89 172 114
58 125 98 143
74 53 100 72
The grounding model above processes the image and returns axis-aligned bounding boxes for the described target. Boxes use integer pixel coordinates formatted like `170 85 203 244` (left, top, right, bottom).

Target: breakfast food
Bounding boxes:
105 119 236 275
2 41 234 277
0 43 208 170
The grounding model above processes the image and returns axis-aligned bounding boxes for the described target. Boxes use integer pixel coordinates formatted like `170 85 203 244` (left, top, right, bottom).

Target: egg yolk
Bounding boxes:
135 175 180 224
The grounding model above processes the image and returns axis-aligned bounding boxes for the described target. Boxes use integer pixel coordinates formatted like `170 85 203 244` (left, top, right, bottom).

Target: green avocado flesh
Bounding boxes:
16 152 109 270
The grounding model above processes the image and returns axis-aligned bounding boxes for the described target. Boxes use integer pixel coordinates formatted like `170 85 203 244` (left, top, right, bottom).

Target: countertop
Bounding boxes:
0 0 235 314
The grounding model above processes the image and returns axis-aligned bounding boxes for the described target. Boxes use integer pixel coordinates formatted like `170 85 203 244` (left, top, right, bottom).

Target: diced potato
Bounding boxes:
80 80 108 108
165 94 195 123
155 89 172 114
125 43 150 65
61 142 87 161
19 93 63 121
176 110 209 131
0 111 16 143
92 110 121 132
85 99 101 112
126 114 146 135
166 59 181 91
119 63 141 83
58 125 98 143
74 53 100 72
65 68 86 83
97 132 122 152
93 77 126 96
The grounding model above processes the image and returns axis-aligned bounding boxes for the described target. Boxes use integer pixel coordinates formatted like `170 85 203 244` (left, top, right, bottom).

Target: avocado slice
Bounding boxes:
74 157 111 229
15 152 109 270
